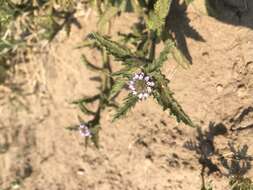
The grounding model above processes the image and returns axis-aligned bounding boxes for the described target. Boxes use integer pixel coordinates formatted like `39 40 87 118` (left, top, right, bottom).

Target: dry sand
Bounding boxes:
0 1 253 189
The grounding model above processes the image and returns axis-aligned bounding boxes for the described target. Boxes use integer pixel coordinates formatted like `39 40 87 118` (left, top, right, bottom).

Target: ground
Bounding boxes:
0 1 253 190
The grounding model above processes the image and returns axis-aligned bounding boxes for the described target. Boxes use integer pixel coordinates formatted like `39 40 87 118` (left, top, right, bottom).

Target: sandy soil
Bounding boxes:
0 1 253 190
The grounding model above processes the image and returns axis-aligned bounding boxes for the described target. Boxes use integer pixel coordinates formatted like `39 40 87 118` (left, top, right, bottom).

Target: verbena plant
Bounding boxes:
74 0 196 147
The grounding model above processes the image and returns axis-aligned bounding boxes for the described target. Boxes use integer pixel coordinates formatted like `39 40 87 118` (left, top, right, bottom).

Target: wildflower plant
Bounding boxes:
73 0 199 147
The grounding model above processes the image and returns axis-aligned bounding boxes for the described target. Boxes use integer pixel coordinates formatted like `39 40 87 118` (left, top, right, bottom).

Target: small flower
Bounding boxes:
144 76 150 81
147 81 155 87
147 86 152 93
133 74 139 80
128 72 155 101
129 84 135 91
79 124 91 137
132 91 137 95
138 93 143 99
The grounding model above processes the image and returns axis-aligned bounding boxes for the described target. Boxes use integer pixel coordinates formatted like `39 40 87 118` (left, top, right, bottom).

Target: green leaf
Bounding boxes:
90 124 100 148
154 0 172 21
72 95 100 105
65 125 78 131
146 11 162 31
152 71 170 87
147 0 172 34
0 39 20 54
154 82 195 127
98 6 119 33
81 54 109 75
172 46 191 69
78 103 96 115
88 32 149 66
113 94 138 121
81 55 102 71
88 32 133 60
144 39 174 73
112 66 135 77
109 78 127 99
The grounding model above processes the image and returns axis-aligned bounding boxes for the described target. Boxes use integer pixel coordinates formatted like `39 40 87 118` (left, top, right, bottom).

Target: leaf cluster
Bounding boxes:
89 32 195 127
75 0 197 147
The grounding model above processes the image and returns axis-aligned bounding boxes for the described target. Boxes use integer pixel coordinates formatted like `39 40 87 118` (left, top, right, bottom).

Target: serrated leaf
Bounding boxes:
98 6 119 33
152 71 170 86
147 0 172 33
109 78 127 99
113 94 138 121
154 0 172 21
88 32 133 60
146 11 162 31
88 33 149 66
144 39 174 73
172 46 191 69
154 82 195 127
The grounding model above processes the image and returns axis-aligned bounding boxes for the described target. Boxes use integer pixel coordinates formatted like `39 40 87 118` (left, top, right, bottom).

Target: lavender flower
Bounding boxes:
79 124 91 137
128 72 155 101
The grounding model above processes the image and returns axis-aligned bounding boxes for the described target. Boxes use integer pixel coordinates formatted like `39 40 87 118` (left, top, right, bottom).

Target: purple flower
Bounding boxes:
128 72 155 101
79 124 91 137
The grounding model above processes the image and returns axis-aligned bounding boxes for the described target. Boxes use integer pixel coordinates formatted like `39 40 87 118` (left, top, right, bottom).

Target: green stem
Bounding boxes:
149 31 157 61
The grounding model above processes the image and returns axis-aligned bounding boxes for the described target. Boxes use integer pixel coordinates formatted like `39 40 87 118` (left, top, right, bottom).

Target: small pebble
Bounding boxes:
216 84 223 93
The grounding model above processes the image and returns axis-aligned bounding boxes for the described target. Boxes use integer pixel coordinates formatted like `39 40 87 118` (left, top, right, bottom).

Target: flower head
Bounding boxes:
79 124 91 137
128 72 155 101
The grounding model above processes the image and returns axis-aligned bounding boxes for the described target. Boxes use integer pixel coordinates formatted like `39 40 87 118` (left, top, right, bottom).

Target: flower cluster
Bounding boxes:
79 124 91 137
128 72 155 100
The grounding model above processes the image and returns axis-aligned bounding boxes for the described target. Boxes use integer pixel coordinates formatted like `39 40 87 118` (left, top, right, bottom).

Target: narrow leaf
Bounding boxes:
81 55 102 71
152 71 170 87
109 78 127 99
172 46 191 69
144 39 174 73
154 83 195 127
88 32 133 60
98 6 119 33
154 0 172 21
72 95 100 104
113 94 138 121
146 0 172 33
90 125 100 149
79 103 96 115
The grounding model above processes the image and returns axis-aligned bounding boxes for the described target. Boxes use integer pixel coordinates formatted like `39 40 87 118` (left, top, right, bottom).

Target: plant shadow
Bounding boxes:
184 121 253 189
219 142 253 176
230 106 253 131
205 0 253 29
184 122 227 175
184 122 227 189
164 0 205 64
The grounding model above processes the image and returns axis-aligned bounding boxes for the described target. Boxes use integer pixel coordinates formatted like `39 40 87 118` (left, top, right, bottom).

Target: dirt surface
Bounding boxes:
0 1 253 190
